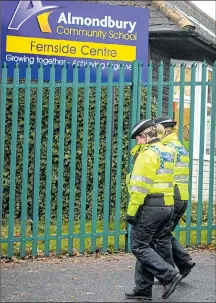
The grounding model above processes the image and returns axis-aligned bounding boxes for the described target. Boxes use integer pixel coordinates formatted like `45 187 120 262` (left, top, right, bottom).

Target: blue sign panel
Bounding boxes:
1 1 149 82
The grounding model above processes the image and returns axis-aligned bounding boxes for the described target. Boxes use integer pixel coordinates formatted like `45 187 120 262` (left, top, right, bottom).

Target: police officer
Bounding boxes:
154 116 195 277
125 119 182 301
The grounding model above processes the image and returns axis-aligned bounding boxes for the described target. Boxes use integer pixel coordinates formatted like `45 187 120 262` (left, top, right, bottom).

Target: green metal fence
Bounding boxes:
0 61 215 258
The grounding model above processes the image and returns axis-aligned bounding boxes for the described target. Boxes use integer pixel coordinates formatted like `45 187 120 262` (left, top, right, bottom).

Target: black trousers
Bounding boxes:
134 199 192 294
131 205 178 296
156 199 192 268
171 199 192 270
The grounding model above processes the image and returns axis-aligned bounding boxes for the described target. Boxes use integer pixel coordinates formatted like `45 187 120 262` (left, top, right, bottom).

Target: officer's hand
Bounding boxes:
126 215 136 225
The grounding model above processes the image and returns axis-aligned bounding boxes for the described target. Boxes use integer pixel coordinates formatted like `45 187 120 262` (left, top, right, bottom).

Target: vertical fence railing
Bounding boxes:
80 65 90 253
178 62 185 143
31 65 43 257
0 61 215 258
196 62 207 244
146 61 153 119
56 64 67 255
20 64 31 258
8 64 19 258
125 61 139 252
91 65 102 253
136 62 142 121
175 62 186 240
44 64 55 257
186 62 196 246
157 61 164 116
168 63 175 118
207 61 216 244
0 63 7 241
68 65 79 256
114 64 125 251
103 63 114 252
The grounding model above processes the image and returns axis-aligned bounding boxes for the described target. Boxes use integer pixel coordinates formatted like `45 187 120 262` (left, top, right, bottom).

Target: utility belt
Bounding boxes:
144 194 172 207
135 194 173 222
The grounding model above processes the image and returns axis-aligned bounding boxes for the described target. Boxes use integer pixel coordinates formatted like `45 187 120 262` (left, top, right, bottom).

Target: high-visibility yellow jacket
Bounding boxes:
161 133 189 201
126 139 175 217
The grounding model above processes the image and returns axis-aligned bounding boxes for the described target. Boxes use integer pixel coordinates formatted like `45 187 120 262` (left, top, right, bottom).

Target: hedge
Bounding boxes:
2 85 157 221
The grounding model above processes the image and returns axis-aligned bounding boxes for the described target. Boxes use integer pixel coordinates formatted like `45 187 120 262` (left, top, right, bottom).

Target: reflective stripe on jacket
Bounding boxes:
126 140 175 217
161 132 189 201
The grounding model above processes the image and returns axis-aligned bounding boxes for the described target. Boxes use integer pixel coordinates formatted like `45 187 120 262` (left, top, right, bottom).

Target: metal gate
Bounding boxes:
0 61 215 258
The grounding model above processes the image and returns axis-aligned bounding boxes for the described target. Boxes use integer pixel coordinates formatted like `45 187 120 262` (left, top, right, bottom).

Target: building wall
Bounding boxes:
192 159 216 202
170 53 215 66
192 160 198 200
149 45 171 115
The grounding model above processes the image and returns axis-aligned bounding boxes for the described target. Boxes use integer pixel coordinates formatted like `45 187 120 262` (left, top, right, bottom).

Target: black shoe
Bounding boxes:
162 273 182 300
180 261 196 279
125 291 152 301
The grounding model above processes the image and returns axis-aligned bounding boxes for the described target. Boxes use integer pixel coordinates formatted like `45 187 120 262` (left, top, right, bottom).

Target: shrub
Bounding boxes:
2 84 157 221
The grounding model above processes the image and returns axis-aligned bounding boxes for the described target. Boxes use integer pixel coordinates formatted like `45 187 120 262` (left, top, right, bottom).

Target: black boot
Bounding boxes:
162 273 182 300
125 291 152 301
179 260 196 279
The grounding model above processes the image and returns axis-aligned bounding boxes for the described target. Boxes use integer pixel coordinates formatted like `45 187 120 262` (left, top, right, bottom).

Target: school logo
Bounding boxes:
8 0 58 33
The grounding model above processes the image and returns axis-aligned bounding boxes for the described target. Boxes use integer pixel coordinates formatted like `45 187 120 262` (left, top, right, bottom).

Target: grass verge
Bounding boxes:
1 220 215 257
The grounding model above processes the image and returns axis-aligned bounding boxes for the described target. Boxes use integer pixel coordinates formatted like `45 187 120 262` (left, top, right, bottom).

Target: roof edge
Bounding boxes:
149 30 216 50
187 1 216 24
151 0 196 31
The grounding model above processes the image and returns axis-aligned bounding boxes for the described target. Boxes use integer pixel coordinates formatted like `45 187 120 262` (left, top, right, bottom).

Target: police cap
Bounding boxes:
131 119 155 139
154 116 177 128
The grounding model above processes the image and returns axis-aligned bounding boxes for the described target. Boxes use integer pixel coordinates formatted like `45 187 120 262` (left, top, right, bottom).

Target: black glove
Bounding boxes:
126 215 136 225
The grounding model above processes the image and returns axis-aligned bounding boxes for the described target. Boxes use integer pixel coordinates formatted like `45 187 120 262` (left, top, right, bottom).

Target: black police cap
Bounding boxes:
131 119 155 139
154 116 177 128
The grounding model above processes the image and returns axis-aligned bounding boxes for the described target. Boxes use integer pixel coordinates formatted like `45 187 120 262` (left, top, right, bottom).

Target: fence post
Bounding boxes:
196 62 207 244
186 62 196 245
114 64 125 251
108 87 115 221
178 62 185 143
146 61 153 119
32 64 44 257
125 61 139 252
20 64 31 258
8 63 19 258
157 61 164 116
136 62 142 121
168 63 175 118
0 63 7 240
91 64 102 253
56 63 67 255
103 63 114 252
80 64 90 254
67 64 79 256
207 61 216 244
44 64 56 257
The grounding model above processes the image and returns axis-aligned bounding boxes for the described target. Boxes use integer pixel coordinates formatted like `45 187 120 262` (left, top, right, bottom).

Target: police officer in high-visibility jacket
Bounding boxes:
125 119 182 301
154 116 195 277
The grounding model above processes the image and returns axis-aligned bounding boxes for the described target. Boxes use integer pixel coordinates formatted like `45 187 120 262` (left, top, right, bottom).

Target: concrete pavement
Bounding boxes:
1 251 215 302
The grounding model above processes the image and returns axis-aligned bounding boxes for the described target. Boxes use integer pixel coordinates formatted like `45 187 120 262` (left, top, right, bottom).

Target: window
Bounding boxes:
172 61 195 152
171 59 215 160
173 66 192 102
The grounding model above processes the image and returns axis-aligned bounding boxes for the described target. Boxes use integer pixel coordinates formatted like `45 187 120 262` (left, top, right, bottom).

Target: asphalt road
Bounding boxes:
1 251 215 302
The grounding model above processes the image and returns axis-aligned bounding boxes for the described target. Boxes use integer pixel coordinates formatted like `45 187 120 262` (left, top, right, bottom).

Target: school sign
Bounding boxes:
1 1 149 81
